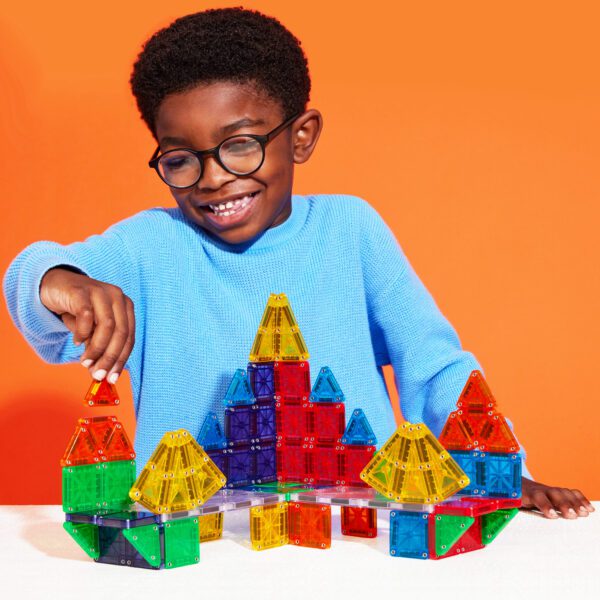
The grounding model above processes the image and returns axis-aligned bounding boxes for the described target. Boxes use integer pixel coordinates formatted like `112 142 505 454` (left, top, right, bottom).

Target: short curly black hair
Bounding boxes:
130 7 311 139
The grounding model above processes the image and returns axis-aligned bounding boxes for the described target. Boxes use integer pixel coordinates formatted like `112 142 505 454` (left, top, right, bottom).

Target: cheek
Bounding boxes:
170 189 192 208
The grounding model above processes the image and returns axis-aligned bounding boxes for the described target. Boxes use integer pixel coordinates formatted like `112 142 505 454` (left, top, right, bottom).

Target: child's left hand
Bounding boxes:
521 477 595 519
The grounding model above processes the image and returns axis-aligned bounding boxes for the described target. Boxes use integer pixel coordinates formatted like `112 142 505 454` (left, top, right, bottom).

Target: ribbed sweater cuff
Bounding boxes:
29 256 86 334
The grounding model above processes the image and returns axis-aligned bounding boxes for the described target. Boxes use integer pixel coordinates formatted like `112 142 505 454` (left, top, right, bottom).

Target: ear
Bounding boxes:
291 109 323 164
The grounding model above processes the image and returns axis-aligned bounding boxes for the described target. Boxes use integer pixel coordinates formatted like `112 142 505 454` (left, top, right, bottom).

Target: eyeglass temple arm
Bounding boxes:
149 146 161 166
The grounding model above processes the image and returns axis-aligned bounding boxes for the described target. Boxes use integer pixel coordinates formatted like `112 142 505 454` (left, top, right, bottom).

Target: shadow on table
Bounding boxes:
2 505 89 562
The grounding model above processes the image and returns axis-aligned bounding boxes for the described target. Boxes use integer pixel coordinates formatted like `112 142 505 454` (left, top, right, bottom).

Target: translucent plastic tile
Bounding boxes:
226 445 255 487
276 441 307 482
242 482 311 502
341 506 377 538
249 293 310 362
83 378 120 407
275 401 308 442
308 443 342 486
486 453 522 498
65 512 103 525
360 422 469 503
288 502 331 549
438 370 520 452
225 406 257 446
96 510 160 528
429 514 484 559
273 361 311 397
250 502 289 550
338 444 375 486
61 416 135 467
310 366 345 403
207 448 228 475
305 402 345 444
159 489 285 518
247 362 275 398
96 526 157 569
223 369 255 406
450 451 522 498
255 444 277 483
197 413 228 451
435 497 500 517
433 514 475 556
341 409 377 445
389 511 430 559
290 486 435 512
122 524 162 567
198 513 223 542
481 508 519 545
164 518 199 569
62 460 135 514
256 403 276 442
63 521 100 559
130 429 226 513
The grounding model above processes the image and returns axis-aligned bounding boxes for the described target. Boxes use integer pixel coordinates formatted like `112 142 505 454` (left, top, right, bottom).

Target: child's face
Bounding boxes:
154 81 322 245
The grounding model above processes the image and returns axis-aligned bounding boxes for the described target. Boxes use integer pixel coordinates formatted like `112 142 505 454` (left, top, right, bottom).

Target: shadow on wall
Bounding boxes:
0 390 135 504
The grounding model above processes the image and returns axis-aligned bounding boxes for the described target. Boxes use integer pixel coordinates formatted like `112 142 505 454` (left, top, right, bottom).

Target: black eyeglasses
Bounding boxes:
148 113 300 189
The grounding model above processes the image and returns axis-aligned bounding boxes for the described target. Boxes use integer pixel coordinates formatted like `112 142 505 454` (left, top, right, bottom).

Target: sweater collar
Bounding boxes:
195 194 309 253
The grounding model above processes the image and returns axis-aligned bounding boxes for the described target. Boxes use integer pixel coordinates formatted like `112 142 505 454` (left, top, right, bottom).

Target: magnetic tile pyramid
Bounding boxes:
130 429 227 513
438 370 519 452
249 293 310 362
360 422 469 503
61 416 135 467
438 370 522 498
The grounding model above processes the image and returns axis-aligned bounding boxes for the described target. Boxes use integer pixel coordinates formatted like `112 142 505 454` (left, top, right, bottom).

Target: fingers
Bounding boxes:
528 485 593 519
571 488 595 513
546 487 587 519
106 296 136 384
528 489 559 519
76 284 135 382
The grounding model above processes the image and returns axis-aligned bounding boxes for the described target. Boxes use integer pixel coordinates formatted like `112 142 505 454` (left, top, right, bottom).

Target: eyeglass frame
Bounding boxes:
148 112 301 188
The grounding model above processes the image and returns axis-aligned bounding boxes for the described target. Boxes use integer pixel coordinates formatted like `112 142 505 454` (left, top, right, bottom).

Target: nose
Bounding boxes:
195 154 237 191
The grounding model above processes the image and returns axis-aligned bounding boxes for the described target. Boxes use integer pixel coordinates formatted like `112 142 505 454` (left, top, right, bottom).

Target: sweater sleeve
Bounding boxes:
3 221 139 367
355 197 533 480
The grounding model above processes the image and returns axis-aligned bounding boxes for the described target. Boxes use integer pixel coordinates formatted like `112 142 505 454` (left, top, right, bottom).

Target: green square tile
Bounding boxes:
164 517 200 569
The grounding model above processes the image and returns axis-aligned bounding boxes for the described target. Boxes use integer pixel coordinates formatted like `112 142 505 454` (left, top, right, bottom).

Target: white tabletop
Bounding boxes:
0 505 598 600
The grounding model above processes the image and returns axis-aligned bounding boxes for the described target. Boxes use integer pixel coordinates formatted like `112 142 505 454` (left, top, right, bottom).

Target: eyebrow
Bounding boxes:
159 117 267 147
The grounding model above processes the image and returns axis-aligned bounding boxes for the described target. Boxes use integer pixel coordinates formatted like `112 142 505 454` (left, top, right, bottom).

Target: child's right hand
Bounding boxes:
39 267 135 384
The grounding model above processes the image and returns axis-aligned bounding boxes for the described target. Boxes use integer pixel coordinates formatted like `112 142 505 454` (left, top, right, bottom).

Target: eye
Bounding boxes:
162 153 196 171
222 137 260 155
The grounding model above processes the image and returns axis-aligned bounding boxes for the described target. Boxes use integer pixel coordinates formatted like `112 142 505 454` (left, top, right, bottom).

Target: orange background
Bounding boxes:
1 1 599 503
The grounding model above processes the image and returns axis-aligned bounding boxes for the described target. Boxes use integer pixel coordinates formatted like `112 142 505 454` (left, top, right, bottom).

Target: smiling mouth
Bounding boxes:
198 191 260 216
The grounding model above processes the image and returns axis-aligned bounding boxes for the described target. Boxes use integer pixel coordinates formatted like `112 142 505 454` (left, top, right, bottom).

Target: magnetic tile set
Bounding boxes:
61 294 522 568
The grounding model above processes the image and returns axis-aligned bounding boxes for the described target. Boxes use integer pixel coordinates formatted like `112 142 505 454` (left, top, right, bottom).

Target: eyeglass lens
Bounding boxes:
157 136 263 187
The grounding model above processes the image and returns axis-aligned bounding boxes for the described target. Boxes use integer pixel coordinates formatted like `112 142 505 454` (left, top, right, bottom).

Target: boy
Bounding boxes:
3 7 592 519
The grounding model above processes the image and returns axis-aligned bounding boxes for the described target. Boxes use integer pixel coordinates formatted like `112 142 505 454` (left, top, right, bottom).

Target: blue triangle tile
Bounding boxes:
197 412 228 450
224 369 255 407
341 408 377 445
310 366 345 403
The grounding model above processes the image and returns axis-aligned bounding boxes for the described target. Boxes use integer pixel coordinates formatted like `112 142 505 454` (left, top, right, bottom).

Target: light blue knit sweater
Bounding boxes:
3 194 531 478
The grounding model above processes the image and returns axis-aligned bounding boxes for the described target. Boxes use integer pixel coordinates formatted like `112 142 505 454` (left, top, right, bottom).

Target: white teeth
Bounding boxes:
207 192 256 216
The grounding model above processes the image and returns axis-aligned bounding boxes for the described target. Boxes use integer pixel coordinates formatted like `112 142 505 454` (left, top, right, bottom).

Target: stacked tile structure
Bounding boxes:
358 371 523 559
198 293 379 491
196 293 381 549
61 380 226 569
59 293 523 565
